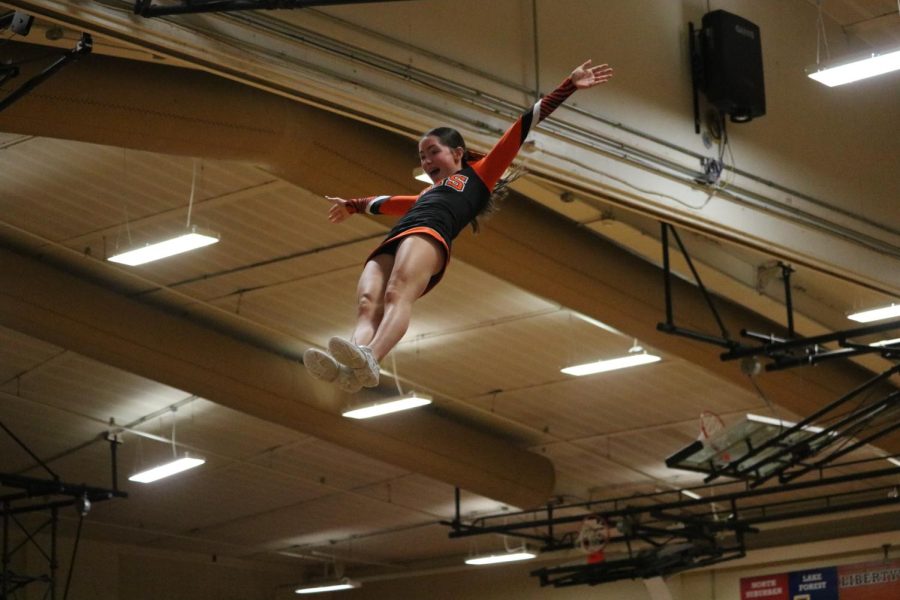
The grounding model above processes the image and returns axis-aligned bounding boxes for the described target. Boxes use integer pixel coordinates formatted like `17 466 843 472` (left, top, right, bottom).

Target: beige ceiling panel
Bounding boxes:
257 438 411 493
202 491 426 550
332 521 471 565
353 474 509 519
11 351 190 424
0 323 63 382
0 390 107 472
536 441 651 497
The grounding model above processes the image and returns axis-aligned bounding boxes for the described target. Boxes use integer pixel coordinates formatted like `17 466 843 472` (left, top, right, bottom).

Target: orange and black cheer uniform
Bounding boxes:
344 76 579 294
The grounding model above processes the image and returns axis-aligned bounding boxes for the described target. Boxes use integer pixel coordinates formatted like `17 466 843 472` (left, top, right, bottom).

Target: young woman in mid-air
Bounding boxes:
304 59 614 392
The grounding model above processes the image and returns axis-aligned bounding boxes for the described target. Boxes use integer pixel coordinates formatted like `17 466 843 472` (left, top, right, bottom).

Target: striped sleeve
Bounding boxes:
347 195 418 216
471 77 577 190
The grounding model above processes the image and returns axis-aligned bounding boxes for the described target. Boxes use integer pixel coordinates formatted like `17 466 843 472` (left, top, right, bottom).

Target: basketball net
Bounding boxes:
699 410 731 463
576 516 609 564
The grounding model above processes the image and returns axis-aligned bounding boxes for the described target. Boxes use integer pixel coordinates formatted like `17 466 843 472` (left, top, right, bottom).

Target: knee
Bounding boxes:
356 292 382 316
383 275 413 306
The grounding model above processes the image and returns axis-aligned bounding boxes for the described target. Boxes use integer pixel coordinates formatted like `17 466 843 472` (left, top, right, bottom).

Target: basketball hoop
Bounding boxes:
576 516 609 563
699 410 731 463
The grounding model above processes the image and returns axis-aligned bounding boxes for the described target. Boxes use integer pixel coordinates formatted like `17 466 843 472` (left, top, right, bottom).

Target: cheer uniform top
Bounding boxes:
344 76 579 294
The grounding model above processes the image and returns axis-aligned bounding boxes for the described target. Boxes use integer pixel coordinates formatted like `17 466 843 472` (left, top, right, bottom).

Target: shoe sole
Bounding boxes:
354 366 379 388
329 337 367 369
336 366 363 393
303 348 339 382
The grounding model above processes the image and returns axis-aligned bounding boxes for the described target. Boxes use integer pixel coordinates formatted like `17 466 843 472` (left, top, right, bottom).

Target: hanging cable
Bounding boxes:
815 0 831 65
62 512 85 600
389 353 404 396
186 158 199 227
171 407 178 458
531 0 540 102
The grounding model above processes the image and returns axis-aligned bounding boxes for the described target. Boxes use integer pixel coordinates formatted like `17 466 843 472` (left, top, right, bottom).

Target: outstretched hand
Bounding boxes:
326 196 351 224
570 59 614 89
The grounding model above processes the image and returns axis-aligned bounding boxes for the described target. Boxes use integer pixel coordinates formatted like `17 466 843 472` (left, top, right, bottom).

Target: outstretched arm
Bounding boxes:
471 59 613 190
569 59 614 90
325 195 418 223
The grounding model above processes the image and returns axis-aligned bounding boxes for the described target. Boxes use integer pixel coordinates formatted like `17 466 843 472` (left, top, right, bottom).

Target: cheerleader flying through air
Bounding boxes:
304 59 614 392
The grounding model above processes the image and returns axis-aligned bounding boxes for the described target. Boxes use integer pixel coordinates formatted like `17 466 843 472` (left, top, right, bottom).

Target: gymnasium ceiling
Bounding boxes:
1 0 898 592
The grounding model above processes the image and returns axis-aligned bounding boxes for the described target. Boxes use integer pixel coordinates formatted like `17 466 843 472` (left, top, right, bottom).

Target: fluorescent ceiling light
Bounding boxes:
680 489 702 500
746 413 824 434
128 456 205 483
108 227 219 266
887 457 900 468
847 304 900 323
412 167 432 184
561 352 660 376
465 551 536 566
807 48 900 87
872 338 900 347
295 578 360 594
342 392 432 420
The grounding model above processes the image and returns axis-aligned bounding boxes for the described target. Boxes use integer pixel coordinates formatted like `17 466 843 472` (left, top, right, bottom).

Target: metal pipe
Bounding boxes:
670 226 731 342
0 34 92 113
723 321 900 361
661 223 673 326
781 263 795 338
50 507 58 600
747 392 898 486
136 0 416 18
448 465 900 538
2 501 8 600
726 373 900 479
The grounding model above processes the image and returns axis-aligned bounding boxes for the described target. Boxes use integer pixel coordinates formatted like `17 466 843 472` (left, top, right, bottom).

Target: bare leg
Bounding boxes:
367 235 444 361
351 253 393 347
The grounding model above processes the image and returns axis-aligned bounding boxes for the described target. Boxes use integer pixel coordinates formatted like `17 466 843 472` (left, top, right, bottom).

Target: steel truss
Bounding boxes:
655 222 899 486
0 16 93 114
444 462 899 588
133 0 415 18
444 225 898 586
1 423 126 599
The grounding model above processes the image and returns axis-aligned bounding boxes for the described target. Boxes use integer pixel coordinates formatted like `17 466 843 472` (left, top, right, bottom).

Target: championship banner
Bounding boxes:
741 559 899 600
837 560 900 600
741 573 789 600
789 567 838 600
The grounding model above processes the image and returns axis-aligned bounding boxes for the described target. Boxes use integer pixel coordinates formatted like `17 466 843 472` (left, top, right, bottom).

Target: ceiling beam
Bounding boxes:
0 46 894 467
0 244 555 509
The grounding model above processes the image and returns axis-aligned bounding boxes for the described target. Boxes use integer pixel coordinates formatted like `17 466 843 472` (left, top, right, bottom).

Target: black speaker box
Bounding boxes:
700 10 765 122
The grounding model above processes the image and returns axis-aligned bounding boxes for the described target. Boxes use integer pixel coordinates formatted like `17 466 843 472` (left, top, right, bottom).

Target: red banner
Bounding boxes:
741 573 789 600
837 560 900 600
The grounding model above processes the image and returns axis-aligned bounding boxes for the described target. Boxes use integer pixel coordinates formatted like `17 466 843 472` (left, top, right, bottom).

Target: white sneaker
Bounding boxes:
354 346 380 388
303 348 339 382
329 337 380 388
335 365 363 393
